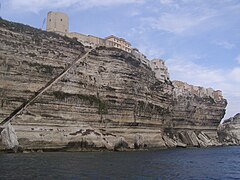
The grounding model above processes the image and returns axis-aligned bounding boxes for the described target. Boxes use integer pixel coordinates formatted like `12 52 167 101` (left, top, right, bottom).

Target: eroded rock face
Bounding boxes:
0 19 227 151
0 123 19 150
218 113 240 145
169 81 227 147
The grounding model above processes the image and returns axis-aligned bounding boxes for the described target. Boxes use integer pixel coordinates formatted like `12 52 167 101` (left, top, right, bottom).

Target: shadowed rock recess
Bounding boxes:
0 19 227 152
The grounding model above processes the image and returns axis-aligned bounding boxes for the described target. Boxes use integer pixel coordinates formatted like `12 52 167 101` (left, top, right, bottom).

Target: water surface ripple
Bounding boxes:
0 146 240 179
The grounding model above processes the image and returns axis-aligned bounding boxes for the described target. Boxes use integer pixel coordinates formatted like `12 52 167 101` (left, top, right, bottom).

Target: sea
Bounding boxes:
0 146 239 180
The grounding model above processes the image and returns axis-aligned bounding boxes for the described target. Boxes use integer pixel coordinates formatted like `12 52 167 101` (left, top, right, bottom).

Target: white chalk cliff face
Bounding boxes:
0 19 227 152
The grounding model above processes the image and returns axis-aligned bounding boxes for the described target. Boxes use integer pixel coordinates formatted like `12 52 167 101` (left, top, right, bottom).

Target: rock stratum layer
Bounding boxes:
0 19 227 152
218 113 240 146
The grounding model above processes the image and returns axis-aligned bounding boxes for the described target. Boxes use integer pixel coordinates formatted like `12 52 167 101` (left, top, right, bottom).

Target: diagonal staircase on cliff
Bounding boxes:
0 46 97 133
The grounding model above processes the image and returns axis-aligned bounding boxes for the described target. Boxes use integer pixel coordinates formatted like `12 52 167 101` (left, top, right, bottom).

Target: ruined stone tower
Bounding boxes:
46 11 69 34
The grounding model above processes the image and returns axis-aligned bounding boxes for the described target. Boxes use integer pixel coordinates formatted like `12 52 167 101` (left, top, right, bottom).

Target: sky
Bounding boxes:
1 0 240 119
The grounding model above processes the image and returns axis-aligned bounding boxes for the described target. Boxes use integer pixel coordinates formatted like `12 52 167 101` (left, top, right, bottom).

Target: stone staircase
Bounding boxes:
0 46 96 133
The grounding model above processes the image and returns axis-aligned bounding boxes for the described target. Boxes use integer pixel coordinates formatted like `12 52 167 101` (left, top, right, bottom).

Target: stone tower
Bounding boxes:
46 11 69 34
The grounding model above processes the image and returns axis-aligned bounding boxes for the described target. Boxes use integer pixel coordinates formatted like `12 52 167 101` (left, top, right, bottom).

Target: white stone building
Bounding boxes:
150 59 170 82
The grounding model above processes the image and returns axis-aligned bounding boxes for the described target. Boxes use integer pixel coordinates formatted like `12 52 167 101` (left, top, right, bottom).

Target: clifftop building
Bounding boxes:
45 11 171 83
46 12 131 53
105 35 132 53
172 81 223 100
46 11 68 34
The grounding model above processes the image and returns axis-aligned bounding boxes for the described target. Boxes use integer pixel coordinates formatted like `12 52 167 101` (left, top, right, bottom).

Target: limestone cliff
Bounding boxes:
218 113 240 145
0 19 227 151
168 81 227 147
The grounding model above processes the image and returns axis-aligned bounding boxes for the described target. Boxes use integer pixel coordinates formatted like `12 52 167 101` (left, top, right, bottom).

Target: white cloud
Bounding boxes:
9 0 79 12
140 0 240 35
167 56 224 86
129 10 141 17
213 41 235 49
230 68 240 82
236 54 240 64
139 45 165 60
159 0 173 5
142 10 217 34
7 0 145 13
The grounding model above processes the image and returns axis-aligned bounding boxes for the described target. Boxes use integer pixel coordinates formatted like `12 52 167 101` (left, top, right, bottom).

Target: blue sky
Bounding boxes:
1 0 240 119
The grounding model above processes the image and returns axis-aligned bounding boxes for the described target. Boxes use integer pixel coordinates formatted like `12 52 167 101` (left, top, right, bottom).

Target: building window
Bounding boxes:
49 19 51 22
61 19 63 21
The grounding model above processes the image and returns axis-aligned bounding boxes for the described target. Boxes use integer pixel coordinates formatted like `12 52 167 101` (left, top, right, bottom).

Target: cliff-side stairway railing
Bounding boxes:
0 46 97 133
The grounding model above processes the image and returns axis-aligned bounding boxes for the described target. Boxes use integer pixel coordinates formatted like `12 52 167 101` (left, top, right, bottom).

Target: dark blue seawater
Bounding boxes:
0 146 240 180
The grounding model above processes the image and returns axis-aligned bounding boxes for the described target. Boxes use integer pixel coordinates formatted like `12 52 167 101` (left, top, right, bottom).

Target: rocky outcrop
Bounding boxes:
0 18 227 152
218 113 240 145
0 123 19 151
169 81 227 147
